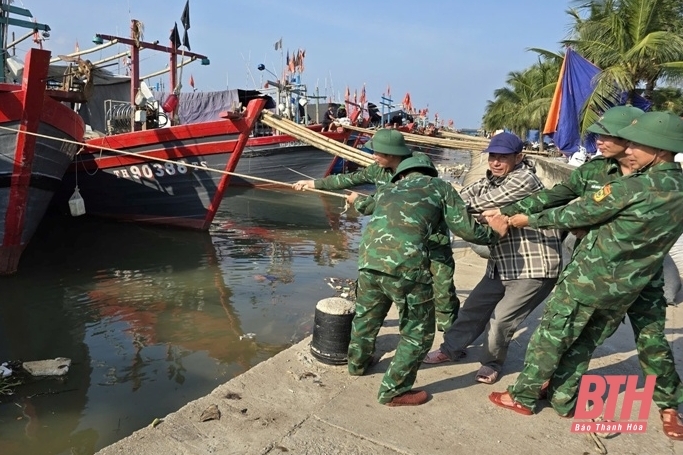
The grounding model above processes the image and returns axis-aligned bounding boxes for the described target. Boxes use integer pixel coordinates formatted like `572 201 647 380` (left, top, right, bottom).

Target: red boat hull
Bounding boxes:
57 112 350 229
56 99 268 230
0 49 85 275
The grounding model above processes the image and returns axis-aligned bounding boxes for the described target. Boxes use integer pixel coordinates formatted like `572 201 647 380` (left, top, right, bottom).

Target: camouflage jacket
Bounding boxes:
527 162 683 309
356 173 499 283
500 156 621 216
315 153 453 256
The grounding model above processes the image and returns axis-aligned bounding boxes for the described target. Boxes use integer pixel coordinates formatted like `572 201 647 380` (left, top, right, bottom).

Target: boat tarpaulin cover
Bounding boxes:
153 89 275 124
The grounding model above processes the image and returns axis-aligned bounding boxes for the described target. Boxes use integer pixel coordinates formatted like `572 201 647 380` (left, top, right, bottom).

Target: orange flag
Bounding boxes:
189 74 195 90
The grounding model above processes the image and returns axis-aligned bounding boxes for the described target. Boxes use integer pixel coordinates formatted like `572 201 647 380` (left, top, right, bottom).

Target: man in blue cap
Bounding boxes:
424 132 563 385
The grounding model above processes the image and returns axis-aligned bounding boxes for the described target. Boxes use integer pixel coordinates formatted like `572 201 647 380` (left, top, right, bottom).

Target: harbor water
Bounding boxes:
0 148 468 455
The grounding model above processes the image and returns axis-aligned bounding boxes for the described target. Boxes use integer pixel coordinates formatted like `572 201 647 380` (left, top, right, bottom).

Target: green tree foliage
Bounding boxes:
482 59 560 147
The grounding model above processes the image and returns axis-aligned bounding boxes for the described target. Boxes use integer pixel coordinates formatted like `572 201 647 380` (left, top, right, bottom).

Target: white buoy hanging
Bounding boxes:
68 186 86 216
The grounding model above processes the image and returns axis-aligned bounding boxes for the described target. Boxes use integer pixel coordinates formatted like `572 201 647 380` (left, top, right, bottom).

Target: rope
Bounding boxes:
0 125 348 200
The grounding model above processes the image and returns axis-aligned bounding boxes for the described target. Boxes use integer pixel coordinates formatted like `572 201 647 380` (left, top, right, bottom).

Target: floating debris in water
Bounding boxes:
253 274 279 283
325 277 356 301
239 333 256 341
435 163 468 180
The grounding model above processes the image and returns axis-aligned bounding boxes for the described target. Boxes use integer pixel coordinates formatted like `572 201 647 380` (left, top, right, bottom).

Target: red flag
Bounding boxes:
189 74 195 89
288 50 295 73
402 93 412 112
386 84 391 97
360 85 366 105
344 86 350 102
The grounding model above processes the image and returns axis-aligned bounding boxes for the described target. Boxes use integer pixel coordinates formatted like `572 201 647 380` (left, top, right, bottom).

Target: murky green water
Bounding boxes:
0 148 468 455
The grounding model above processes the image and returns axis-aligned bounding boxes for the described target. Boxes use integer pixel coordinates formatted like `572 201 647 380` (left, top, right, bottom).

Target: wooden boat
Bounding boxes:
50 16 276 230
0 3 85 274
53 9 352 226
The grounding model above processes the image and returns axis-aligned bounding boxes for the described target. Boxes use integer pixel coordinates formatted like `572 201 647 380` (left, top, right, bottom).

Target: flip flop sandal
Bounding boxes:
660 409 683 441
488 391 533 416
423 349 452 364
475 365 500 384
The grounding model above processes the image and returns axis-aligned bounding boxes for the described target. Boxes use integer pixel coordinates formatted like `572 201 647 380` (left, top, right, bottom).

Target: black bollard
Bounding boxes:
310 297 355 365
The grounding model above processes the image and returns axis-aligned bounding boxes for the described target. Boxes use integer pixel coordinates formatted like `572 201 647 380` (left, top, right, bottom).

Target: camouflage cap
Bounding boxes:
617 111 683 153
391 156 438 182
365 129 412 156
586 105 644 136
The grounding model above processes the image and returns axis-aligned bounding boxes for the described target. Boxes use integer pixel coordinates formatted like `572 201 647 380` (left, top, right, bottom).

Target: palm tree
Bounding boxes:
482 60 559 151
565 0 683 128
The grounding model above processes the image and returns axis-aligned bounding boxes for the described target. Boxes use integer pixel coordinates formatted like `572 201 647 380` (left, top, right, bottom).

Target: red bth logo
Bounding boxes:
571 375 655 434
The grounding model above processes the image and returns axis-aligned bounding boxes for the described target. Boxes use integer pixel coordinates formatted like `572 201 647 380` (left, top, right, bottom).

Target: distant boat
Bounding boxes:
0 3 85 275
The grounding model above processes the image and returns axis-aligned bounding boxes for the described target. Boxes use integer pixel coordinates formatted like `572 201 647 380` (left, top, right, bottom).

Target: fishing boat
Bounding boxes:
49 10 276 230
0 3 85 274
52 5 354 224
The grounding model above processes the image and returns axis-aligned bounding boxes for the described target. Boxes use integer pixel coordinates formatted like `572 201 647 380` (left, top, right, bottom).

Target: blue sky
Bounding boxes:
12 1 575 128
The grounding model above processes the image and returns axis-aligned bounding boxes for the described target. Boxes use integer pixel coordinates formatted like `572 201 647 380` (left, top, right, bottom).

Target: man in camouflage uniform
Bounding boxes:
293 129 460 332
489 111 683 441
347 156 508 406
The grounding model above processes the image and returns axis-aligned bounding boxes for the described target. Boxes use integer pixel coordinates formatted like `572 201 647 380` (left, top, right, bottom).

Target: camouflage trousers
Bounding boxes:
508 283 632 414
510 273 683 415
430 255 459 332
542 273 683 413
627 282 683 410
348 268 435 404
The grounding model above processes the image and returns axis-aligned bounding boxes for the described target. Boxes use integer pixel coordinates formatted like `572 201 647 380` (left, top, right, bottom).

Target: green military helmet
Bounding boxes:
365 129 412 156
586 105 644 136
617 111 683 153
391 156 438 182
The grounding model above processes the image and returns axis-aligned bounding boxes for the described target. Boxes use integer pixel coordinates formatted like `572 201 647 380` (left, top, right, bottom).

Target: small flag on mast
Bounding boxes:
181 0 191 30
274 38 282 51
189 74 195 90
170 23 182 48
182 29 191 50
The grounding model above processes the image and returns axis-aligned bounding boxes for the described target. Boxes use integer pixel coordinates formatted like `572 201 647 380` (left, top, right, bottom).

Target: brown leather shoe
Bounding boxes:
385 390 429 407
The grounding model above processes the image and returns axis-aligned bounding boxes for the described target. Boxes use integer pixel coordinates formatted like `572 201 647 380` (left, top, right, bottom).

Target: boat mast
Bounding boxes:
94 26 208 132
0 1 49 83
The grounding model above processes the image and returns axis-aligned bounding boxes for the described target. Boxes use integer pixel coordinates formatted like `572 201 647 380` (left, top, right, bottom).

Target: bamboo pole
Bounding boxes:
341 124 489 151
261 112 375 166
436 129 490 143
260 111 375 167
